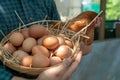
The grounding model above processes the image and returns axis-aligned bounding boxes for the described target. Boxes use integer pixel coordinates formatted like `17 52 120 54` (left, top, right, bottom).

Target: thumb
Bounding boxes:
62 51 82 80
62 57 72 68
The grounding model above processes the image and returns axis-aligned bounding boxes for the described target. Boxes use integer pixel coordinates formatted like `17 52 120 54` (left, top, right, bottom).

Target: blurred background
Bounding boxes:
54 0 120 80
54 0 120 40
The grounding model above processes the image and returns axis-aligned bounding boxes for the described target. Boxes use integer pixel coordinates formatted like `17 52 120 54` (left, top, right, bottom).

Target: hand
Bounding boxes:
11 76 28 80
36 51 82 80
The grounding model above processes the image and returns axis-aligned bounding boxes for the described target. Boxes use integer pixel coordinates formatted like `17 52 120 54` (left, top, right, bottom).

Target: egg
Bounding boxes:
50 56 62 66
57 36 65 45
0 50 2 57
59 33 66 37
13 50 29 63
21 28 29 38
65 39 73 48
37 36 46 45
54 45 72 59
42 35 59 50
29 24 48 39
32 45 50 57
4 42 16 54
9 32 24 46
22 37 37 52
21 55 33 67
32 54 50 68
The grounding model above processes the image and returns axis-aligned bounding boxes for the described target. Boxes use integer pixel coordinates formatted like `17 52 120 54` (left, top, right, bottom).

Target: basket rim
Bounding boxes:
0 20 81 75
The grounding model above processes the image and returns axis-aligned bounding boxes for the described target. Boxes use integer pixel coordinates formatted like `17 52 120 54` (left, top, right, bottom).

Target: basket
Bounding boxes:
0 10 104 76
0 20 89 76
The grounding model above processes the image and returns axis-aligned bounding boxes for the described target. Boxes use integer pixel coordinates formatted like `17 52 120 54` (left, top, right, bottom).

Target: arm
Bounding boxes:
12 76 29 80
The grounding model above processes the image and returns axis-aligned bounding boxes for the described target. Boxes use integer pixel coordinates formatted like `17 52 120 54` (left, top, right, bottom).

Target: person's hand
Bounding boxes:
36 51 82 80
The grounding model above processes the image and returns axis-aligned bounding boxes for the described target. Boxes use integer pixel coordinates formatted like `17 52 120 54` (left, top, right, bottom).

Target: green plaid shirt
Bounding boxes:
0 0 60 40
0 0 60 80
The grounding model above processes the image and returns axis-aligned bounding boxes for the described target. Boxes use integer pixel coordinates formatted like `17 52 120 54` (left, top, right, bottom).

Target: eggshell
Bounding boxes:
22 37 37 52
32 54 50 68
4 42 16 54
32 45 50 57
57 36 66 45
54 45 72 59
9 32 24 46
21 55 33 67
59 33 66 37
42 35 59 50
0 50 2 57
21 28 29 38
65 39 73 48
37 36 46 45
29 24 48 39
13 50 29 63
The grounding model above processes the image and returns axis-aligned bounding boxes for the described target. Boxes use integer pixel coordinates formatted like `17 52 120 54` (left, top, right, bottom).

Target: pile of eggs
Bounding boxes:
3 24 73 68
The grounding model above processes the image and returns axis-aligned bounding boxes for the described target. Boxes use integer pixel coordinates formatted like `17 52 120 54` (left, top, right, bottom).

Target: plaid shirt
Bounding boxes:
0 0 60 80
0 0 60 40
0 62 13 80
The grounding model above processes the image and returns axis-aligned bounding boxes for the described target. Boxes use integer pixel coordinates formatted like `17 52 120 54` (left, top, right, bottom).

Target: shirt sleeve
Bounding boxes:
46 0 61 20
0 62 13 80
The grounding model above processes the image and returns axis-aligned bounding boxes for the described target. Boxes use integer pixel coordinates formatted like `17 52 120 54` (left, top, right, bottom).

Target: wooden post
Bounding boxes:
98 0 106 40
116 22 120 38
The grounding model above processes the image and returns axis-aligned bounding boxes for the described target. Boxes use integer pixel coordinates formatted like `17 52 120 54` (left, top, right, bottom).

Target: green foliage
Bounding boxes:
106 0 120 20
92 0 100 4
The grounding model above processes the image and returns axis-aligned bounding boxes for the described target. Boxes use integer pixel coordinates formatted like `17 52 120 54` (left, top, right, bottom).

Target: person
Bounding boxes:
0 0 84 80
0 0 60 40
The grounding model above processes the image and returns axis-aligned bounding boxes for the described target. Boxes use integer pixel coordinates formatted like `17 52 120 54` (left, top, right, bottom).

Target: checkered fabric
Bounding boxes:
0 62 13 80
0 0 60 40
0 0 60 80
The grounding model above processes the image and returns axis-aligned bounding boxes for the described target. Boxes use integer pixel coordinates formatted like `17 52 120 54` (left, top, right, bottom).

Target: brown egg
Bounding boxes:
59 33 66 37
42 35 59 50
22 37 37 52
29 24 48 39
21 28 29 38
9 32 24 46
37 36 46 45
57 36 66 45
0 50 2 57
13 50 29 63
54 45 72 59
32 54 50 68
21 55 33 67
50 56 62 66
32 45 50 57
4 42 16 54
65 39 73 48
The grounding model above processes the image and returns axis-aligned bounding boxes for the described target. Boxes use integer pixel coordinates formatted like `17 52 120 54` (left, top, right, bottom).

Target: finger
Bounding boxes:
62 57 72 68
62 51 82 79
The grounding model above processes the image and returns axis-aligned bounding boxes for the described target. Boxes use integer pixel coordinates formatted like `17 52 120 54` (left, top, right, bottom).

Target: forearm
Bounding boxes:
12 76 36 80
